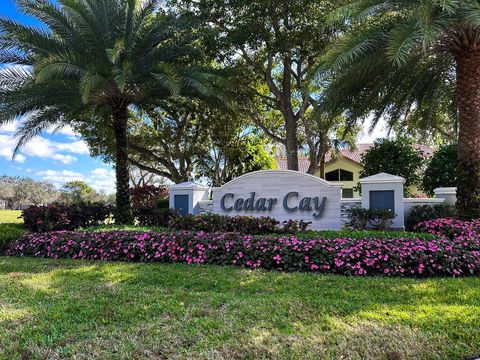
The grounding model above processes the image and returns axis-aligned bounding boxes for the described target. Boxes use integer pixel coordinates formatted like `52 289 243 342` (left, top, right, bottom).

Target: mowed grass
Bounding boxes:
0 210 22 224
0 258 479 360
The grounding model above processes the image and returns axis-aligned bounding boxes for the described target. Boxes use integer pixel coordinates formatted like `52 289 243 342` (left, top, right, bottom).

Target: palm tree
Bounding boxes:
0 0 226 223
320 0 480 219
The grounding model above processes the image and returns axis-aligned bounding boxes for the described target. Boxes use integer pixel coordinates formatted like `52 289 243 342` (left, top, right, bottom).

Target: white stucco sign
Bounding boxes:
212 170 342 230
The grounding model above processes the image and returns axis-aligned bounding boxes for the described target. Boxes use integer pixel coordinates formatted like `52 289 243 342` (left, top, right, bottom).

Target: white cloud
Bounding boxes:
37 167 116 194
46 125 80 139
0 120 21 134
0 127 90 164
37 169 85 184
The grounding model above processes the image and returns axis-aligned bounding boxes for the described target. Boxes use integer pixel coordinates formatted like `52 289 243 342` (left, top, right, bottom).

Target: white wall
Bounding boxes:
212 170 343 230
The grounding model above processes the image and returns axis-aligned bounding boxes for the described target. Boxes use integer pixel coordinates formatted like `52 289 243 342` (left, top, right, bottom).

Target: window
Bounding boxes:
342 188 354 198
325 169 354 182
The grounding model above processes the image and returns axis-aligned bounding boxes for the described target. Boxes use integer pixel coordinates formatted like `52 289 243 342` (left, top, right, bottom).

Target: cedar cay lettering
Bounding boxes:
220 191 327 218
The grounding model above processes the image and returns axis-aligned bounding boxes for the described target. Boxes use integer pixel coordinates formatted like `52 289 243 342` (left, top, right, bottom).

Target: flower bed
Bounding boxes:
7 230 480 277
415 217 480 240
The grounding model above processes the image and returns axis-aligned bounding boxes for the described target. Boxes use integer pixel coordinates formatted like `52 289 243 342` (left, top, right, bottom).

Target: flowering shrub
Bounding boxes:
169 213 310 234
414 218 480 240
130 185 169 208
22 203 113 232
7 230 480 277
405 204 457 231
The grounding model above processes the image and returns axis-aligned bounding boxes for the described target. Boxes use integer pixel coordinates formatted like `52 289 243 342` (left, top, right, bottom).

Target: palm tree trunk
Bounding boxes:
455 49 480 219
112 107 133 224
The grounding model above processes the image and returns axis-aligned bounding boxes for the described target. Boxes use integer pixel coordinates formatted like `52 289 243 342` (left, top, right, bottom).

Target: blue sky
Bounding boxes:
0 0 388 193
0 0 116 194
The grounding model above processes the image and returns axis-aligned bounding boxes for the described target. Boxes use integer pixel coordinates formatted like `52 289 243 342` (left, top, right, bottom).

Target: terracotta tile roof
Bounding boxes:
275 143 435 173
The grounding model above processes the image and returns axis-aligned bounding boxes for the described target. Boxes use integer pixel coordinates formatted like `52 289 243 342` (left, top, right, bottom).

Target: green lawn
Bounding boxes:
0 257 478 359
0 210 22 224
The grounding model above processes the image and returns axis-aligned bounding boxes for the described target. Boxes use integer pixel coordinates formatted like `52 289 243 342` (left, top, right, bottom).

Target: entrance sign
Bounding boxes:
213 170 342 230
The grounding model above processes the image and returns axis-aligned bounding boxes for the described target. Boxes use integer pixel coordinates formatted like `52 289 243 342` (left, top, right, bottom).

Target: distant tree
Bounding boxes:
359 138 424 194
196 132 277 187
422 144 458 196
0 176 59 208
0 176 16 207
61 181 96 203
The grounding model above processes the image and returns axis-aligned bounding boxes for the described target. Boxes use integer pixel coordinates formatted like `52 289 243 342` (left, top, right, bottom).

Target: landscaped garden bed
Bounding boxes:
7 222 479 277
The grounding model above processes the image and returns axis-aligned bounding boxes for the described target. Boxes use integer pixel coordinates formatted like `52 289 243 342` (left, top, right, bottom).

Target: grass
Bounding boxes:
0 210 22 224
0 224 25 252
0 257 478 359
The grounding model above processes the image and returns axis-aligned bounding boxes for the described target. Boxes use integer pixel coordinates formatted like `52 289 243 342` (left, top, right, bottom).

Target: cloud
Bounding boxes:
37 167 116 194
45 125 80 139
37 169 85 184
0 127 90 164
0 120 21 134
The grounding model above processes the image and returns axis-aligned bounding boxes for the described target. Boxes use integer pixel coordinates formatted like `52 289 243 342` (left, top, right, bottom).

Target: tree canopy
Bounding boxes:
0 0 228 223
319 0 480 218
359 138 424 195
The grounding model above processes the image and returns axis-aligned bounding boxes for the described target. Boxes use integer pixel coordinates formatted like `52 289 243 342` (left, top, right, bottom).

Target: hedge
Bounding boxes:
7 229 480 277
169 213 310 234
22 203 113 232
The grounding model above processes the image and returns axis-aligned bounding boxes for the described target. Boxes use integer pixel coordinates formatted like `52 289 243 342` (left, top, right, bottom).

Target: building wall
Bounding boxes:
316 158 362 197
314 157 424 197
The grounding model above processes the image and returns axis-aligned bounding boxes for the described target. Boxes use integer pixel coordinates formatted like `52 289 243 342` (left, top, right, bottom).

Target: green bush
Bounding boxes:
157 199 169 209
405 204 457 231
169 213 310 234
133 207 178 227
359 138 424 195
0 224 25 253
347 208 396 230
421 143 457 196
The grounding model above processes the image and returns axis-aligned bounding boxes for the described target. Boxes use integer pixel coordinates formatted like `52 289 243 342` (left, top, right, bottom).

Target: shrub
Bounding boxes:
348 208 371 230
296 230 439 241
406 204 457 231
157 199 169 209
421 143 457 196
133 207 178 227
0 224 25 253
347 208 396 230
414 218 480 240
7 230 480 277
130 185 169 208
22 203 113 232
168 214 309 234
359 138 424 195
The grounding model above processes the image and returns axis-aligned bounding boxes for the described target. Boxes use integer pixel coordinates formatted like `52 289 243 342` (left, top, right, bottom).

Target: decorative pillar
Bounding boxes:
434 187 457 205
359 173 405 229
169 181 210 215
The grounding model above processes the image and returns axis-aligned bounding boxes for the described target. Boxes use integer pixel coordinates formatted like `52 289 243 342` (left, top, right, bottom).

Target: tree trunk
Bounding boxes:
112 106 133 224
319 153 326 179
285 114 299 171
455 49 480 219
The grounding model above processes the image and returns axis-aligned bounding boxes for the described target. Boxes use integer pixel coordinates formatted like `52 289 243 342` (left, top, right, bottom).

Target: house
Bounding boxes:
275 144 435 198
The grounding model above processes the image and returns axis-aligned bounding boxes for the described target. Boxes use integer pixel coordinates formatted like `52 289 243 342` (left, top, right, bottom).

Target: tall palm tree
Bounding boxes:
0 0 226 223
320 0 480 219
